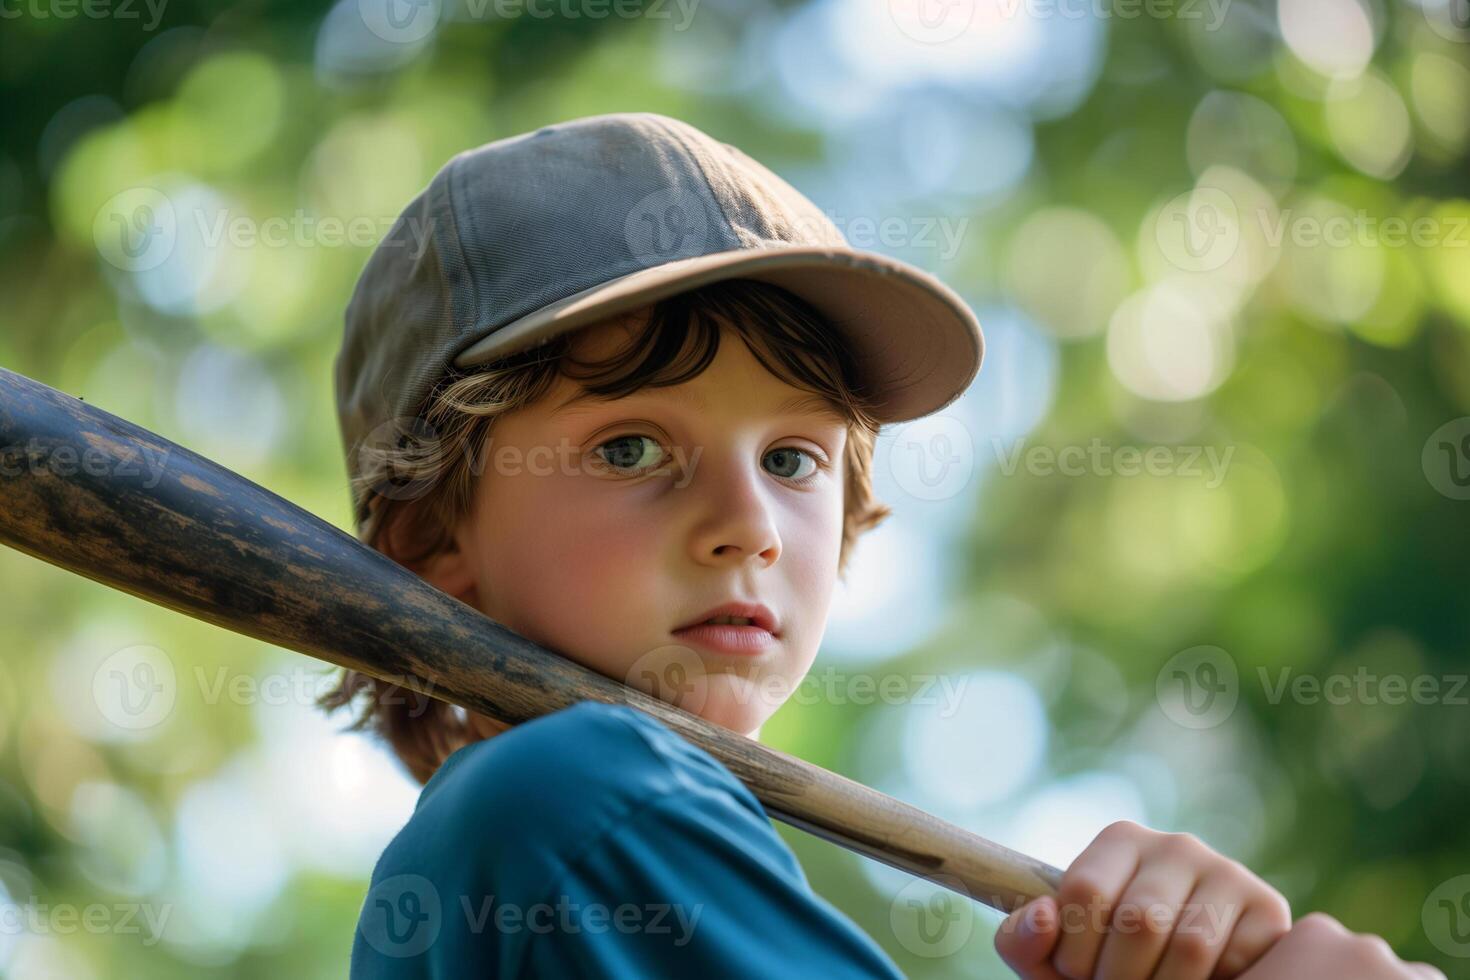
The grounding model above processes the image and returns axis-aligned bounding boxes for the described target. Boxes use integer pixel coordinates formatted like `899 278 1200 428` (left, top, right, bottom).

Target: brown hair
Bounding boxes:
317 278 894 785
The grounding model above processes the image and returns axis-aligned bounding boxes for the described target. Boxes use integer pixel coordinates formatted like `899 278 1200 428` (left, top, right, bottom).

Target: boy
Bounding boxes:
322 113 1441 979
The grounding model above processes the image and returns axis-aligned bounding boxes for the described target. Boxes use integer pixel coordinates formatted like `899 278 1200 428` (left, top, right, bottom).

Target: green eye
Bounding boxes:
765 447 818 482
593 434 666 474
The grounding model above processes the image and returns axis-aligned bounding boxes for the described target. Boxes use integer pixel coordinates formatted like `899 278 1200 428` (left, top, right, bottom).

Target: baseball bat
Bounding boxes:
0 366 1063 912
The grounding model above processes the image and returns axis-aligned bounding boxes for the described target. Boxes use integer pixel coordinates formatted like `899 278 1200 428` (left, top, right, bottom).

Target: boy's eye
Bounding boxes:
764 447 818 482
589 436 825 484
593 434 667 474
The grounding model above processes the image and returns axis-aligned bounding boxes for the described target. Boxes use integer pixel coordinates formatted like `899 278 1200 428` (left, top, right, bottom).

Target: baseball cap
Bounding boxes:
335 111 984 535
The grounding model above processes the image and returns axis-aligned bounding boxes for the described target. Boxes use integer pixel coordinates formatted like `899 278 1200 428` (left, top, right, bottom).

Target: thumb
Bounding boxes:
994 895 1066 979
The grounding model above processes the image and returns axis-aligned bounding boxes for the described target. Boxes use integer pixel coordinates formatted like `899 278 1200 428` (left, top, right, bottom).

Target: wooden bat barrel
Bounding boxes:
0 366 1062 912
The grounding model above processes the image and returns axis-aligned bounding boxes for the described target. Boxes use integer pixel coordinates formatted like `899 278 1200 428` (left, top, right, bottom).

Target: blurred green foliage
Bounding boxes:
2 0 1469 976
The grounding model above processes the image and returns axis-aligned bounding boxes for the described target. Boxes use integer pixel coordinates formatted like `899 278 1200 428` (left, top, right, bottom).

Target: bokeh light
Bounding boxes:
3 0 1467 974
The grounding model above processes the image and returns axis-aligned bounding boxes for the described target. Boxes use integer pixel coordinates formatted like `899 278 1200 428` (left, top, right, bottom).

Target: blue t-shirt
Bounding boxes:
351 700 906 978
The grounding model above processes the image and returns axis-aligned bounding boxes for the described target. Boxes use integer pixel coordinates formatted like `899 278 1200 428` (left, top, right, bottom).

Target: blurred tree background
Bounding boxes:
2 0 1469 976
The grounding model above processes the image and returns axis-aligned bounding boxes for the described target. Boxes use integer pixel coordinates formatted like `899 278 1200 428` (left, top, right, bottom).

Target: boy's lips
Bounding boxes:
673 601 780 635
672 600 781 655
670 621 779 655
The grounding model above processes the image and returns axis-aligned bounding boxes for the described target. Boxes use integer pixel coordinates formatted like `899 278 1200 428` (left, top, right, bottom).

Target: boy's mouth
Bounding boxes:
674 601 780 636
671 620 779 656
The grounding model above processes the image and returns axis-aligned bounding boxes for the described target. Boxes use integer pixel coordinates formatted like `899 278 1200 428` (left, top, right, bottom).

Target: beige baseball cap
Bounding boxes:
335 111 984 534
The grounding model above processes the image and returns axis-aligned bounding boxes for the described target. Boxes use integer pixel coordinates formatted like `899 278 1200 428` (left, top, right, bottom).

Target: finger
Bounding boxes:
995 896 1067 980
1151 872 1246 980
1052 822 1145 980
1094 852 1202 980
1405 963 1448 980
1226 913 1326 979
1212 893 1294 977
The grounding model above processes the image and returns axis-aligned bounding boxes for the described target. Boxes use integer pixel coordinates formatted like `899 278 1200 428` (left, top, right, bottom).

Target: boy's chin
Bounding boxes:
695 683 776 740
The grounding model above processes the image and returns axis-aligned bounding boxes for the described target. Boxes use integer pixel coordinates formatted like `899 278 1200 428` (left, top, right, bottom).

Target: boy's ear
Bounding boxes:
418 538 479 607
377 504 481 608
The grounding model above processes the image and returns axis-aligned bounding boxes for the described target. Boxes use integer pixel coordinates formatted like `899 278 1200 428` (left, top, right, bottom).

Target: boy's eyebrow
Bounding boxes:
551 387 846 424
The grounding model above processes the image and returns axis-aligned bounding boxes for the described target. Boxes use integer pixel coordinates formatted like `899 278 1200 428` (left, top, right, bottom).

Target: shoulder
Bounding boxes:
371 700 766 893
427 700 758 818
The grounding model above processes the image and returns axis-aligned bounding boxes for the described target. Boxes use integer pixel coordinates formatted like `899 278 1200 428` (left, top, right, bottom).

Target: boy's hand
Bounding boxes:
1236 912 1445 980
994 820 1292 980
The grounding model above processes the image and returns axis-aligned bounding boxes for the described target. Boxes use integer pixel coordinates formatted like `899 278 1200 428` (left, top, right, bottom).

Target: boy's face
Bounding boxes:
433 310 849 737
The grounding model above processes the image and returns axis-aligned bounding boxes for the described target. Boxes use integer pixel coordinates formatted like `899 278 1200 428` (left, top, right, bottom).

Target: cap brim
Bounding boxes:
451 246 983 423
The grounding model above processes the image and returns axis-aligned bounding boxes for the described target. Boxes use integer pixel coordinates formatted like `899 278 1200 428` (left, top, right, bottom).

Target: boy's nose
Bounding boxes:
685 461 782 568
